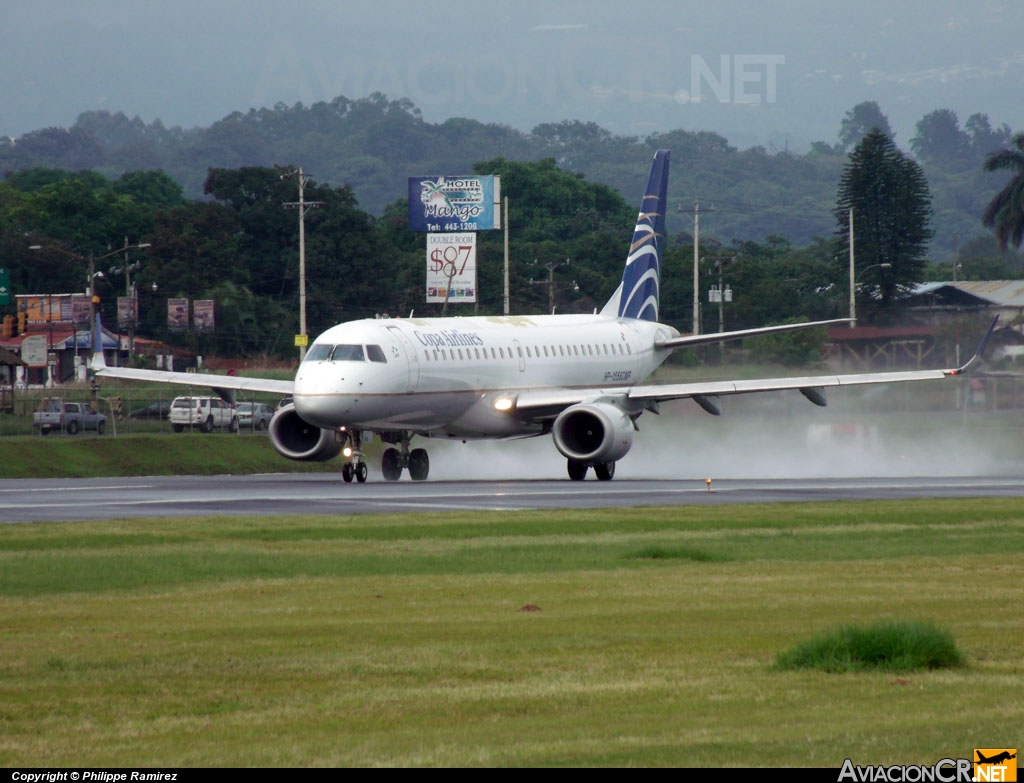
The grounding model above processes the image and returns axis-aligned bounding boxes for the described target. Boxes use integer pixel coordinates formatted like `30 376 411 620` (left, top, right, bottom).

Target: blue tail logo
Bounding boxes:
617 149 669 322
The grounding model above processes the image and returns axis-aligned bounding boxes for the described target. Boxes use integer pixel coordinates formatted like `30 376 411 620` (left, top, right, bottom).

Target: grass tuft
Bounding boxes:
775 619 967 673
627 544 729 562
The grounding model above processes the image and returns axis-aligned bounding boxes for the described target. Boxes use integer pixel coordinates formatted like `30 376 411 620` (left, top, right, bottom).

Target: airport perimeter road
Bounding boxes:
4 474 1024 523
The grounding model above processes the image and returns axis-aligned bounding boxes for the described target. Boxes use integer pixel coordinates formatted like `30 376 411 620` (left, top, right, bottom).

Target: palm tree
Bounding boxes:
982 132 1024 251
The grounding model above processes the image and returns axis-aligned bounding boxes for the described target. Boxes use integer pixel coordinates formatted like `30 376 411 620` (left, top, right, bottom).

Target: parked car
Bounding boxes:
236 402 274 431
169 396 238 433
33 400 106 435
128 400 171 419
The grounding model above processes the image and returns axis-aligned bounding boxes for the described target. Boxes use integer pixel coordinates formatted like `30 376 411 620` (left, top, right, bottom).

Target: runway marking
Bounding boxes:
0 484 155 493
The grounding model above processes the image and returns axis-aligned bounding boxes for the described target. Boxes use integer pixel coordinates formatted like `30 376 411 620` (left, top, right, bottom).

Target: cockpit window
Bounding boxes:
331 344 365 362
366 344 387 363
304 344 333 362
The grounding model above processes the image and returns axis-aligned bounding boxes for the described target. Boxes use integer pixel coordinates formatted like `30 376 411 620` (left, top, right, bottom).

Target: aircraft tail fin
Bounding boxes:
88 313 107 372
602 149 670 322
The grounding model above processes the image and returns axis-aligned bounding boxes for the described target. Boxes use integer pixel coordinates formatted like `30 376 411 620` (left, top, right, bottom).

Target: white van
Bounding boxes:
169 396 239 433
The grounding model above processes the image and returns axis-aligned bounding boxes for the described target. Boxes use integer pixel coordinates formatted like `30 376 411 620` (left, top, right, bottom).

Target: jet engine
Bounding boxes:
551 402 634 464
268 406 343 462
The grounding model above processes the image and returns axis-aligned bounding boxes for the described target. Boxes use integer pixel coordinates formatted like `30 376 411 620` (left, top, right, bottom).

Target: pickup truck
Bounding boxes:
33 400 107 435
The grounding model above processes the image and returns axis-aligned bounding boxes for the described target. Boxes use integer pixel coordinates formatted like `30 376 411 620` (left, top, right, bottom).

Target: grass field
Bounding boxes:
1 499 1021 767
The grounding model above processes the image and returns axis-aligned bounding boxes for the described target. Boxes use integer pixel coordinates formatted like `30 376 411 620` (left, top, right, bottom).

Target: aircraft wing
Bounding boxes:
87 315 294 399
654 318 851 350
94 366 294 398
510 316 997 419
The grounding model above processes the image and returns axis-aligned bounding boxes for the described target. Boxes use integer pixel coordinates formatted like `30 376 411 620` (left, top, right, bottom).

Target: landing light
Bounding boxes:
343 446 353 458
494 398 514 412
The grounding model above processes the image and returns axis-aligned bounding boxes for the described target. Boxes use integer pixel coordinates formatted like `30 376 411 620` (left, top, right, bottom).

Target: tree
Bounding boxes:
911 109 970 166
982 132 1024 252
835 129 933 315
839 101 894 151
966 113 1013 161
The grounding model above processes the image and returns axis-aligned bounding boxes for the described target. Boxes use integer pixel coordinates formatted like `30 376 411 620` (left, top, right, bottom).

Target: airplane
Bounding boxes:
91 149 996 483
976 752 1016 765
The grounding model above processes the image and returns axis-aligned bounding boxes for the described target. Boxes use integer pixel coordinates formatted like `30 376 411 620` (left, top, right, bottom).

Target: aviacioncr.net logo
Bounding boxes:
838 758 973 782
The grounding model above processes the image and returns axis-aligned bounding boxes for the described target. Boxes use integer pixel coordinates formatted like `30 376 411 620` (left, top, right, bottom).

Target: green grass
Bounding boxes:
0 433 335 478
0 499 1021 766
775 620 967 673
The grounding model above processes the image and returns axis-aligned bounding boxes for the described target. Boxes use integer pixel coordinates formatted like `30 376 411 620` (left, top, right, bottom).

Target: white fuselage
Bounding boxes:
293 314 680 439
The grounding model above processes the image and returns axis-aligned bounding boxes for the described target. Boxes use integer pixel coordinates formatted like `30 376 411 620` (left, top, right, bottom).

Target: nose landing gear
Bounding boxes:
340 428 368 483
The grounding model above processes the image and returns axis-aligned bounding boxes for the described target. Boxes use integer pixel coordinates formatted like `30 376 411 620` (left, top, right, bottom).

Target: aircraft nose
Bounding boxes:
293 365 358 427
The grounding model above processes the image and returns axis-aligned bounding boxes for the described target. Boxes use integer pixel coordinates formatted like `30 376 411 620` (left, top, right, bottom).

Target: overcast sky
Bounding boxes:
2 0 1022 150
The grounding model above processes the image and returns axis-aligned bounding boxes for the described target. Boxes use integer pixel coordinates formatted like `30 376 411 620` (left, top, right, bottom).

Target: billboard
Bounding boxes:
117 296 139 328
408 175 500 232
167 298 189 332
13 294 89 326
194 299 215 333
426 233 477 304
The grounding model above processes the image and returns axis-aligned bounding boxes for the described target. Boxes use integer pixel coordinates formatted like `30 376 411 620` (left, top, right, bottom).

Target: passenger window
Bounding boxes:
366 344 387 363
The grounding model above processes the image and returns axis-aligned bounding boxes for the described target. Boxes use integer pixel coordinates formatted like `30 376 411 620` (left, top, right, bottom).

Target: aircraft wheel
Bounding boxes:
567 459 588 481
356 462 368 483
594 461 616 481
342 462 354 483
381 448 402 482
408 448 429 481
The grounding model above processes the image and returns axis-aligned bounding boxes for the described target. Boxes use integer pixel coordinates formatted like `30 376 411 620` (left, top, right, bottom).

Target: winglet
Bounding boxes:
945 315 998 376
88 313 107 372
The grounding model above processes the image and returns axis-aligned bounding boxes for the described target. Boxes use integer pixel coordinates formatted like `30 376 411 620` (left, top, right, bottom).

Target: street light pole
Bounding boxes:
851 262 892 328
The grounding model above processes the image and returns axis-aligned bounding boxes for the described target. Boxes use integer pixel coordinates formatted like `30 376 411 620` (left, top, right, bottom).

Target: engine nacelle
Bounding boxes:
268 406 343 462
551 402 634 464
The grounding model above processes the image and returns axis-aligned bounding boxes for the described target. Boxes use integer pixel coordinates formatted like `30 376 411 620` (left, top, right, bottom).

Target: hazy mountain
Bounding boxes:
2 0 1022 151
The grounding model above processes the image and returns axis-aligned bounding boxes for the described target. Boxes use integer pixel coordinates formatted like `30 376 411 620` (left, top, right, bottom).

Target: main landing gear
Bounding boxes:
340 428 368 483
381 431 429 482
567 458 616 481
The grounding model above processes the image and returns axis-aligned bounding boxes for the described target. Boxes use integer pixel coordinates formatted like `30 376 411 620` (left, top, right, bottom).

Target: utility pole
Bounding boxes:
529 259 574 314
283 167 324 361
848 207 856 328
503 197 510 315
952 230 959 282
120 236 150 360
679 200 714 335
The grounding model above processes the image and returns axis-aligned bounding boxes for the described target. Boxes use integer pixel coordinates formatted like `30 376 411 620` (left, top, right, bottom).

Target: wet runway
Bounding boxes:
3 473 1024 523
